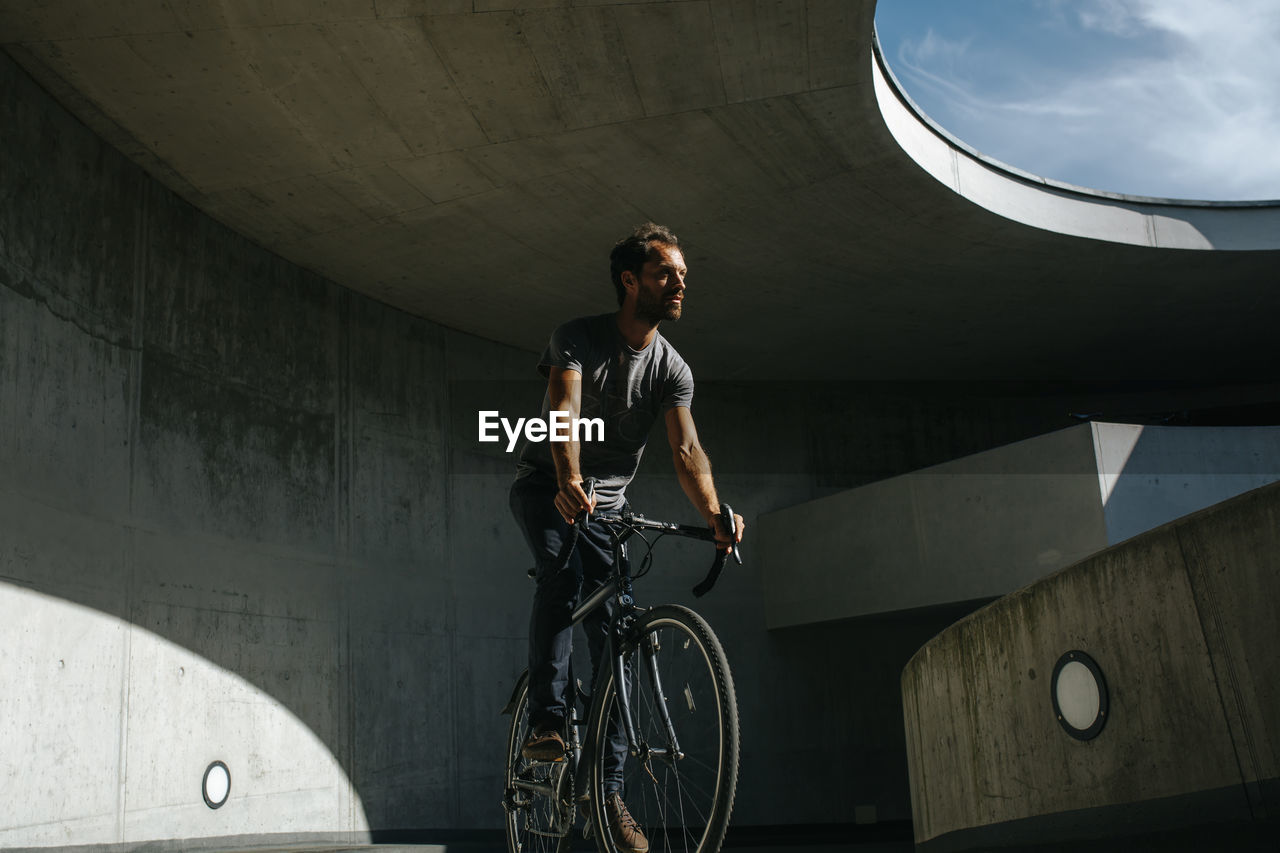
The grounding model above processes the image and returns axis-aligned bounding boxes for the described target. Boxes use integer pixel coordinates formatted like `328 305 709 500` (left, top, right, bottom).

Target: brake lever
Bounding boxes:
581 478 597 523
722 503 743 565
550 478 598 575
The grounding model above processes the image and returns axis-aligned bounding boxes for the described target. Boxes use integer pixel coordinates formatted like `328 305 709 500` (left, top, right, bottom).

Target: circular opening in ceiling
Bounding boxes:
874 2 1280 201
203 761 231 809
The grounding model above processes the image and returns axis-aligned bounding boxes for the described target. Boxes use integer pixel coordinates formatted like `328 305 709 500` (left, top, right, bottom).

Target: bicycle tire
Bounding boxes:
586 605 739 853
504 677 573 853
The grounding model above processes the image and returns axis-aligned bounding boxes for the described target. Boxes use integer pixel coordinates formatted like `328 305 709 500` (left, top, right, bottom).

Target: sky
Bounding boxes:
874 0 1280 201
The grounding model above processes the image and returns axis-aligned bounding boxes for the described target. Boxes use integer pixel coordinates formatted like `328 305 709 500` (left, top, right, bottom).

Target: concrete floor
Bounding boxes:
236 826 917 853
242 845 911 853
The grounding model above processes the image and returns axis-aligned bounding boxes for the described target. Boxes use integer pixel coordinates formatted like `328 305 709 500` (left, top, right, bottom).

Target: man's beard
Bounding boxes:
636 286 682 324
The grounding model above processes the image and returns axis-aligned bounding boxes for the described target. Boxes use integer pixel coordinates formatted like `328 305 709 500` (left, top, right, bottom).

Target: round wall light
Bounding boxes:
202 760 231 809
1051 650 1108 740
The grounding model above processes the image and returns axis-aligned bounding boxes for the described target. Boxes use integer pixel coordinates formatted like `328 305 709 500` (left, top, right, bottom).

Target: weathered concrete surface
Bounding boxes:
760 422 1280 628
6 27 1280 849
901 481 1280 849
1 45 454 843
0 44 1070 846
2 1 1280 384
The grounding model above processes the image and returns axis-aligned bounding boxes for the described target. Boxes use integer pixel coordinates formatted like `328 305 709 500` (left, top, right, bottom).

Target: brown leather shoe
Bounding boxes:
521 728 566 761
605 792 649 853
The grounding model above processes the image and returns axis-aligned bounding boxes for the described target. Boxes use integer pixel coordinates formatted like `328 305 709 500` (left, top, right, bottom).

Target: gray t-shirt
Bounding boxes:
515 313 694 510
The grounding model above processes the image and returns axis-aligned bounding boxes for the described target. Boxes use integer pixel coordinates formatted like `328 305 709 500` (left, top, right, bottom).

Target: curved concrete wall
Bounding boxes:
871 35 1280 250
902 482 1280 850
1 48 1084 846
11 35 1280 848
0 44 492 843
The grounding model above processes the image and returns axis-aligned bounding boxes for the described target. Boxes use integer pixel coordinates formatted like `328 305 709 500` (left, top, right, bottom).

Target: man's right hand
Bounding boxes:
555 479 596 524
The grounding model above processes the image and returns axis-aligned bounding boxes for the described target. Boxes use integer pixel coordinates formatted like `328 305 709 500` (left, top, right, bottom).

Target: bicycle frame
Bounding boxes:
503 497 740 852
563 510 719 758
504 516 668 836
567 520 642 755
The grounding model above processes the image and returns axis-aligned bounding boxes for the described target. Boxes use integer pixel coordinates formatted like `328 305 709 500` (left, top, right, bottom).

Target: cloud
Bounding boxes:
891 0 1280 199
909 28 971 65
1075 0 1145 36
895 33 987 122
1065 0 1280 197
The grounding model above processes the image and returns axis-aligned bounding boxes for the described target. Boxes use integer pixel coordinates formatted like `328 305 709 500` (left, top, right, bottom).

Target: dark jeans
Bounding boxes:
509 475 628 793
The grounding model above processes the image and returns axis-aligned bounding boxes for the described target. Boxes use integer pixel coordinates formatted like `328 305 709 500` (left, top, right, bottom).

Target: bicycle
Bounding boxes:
501 481 742 853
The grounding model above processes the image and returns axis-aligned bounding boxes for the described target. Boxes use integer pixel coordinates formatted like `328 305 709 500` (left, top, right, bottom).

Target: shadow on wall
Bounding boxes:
1096 423 1280 543
759 597 995 827
0 306 542 845
0 46 544 844
0 581 364 843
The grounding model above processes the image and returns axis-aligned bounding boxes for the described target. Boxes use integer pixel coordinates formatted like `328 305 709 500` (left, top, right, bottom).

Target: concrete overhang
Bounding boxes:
871 36 1280 253
3 1 1278 383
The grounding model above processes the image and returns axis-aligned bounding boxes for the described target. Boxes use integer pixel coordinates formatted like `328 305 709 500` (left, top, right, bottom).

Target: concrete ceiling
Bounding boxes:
3 0 1278 383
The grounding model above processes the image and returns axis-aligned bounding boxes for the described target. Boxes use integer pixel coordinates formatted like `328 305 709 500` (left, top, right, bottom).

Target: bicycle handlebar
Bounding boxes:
691 503 737 598
547 478 743 597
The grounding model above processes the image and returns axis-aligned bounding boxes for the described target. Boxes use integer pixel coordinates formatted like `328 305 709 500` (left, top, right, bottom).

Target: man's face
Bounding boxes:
630 243 687 324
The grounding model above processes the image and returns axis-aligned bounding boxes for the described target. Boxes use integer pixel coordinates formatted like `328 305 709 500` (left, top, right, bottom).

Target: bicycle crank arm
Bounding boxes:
511 778 558 798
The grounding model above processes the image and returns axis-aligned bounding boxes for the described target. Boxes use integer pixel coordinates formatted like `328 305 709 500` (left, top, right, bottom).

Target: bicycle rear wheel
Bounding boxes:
587 605 739 853
504 677 573 853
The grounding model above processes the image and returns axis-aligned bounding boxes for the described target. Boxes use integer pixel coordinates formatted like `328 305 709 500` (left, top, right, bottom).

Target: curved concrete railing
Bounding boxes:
870 30 1280 251
902 481 1280 851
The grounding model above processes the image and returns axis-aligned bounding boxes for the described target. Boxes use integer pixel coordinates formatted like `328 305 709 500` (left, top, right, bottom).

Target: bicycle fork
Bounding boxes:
640 630 684 761
611 617 684 764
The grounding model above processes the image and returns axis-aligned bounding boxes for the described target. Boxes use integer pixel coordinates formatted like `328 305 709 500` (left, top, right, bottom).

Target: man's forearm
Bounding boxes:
673 441 720 524
551 439 582 489
547 367 584 489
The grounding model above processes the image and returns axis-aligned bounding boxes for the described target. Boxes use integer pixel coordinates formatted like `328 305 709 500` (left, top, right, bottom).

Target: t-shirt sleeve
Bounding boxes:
537 320 585 377
662 358 694 410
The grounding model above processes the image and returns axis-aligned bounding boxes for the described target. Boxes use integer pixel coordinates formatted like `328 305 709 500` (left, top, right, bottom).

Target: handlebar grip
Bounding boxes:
551 518 582 574
691 548 728 598
691 503 738 598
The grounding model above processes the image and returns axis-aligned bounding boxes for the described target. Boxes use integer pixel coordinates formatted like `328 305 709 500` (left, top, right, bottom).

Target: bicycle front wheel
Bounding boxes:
504 676 572 853
587 605 739 853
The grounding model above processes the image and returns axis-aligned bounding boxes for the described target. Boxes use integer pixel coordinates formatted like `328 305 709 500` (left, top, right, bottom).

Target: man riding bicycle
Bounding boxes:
509 222 745 853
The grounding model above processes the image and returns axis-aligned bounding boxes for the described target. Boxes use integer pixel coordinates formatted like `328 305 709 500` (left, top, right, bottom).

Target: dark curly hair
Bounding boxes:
609 222 680 306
